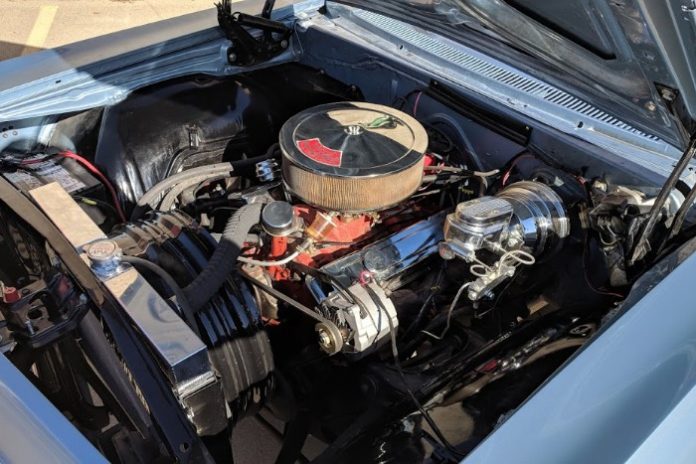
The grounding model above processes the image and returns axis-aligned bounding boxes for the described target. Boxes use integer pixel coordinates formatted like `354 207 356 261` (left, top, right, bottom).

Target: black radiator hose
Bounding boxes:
184 202 263 312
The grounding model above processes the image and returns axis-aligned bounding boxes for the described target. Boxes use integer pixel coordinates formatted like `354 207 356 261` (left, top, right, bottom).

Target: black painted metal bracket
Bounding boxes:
216 0 292 66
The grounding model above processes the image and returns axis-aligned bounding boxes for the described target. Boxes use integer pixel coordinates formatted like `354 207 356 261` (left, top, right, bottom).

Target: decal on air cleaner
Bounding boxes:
297 138 343 167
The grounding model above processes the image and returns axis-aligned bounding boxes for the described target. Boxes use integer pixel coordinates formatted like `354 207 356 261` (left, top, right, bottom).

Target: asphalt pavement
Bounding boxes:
0 0 217 61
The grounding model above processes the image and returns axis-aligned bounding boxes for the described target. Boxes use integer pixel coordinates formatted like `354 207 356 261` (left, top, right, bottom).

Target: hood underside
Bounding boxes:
338 0 696 150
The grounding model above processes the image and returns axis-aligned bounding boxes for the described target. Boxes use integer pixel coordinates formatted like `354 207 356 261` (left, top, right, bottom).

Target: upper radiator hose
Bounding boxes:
184 202 263 311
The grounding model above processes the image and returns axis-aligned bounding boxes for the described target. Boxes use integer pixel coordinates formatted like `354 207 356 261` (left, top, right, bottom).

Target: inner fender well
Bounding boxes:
94 64 362 207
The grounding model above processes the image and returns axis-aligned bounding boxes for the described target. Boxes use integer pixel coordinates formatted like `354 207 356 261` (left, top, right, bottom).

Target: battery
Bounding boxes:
1 153 101 196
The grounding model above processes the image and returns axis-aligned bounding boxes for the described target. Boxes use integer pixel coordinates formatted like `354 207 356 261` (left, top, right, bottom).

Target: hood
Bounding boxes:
336 0 696 149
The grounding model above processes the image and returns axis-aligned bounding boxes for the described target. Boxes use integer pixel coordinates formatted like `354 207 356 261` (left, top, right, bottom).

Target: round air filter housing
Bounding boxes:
280 102 428 213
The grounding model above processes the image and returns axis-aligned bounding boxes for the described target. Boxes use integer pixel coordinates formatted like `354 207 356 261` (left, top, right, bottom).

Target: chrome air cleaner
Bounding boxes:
279 102 428 212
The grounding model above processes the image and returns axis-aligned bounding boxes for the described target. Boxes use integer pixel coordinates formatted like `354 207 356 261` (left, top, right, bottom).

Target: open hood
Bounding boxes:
337 0 696 149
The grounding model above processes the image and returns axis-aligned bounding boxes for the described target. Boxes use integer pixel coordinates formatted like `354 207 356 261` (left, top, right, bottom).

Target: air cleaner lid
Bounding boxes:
279 102 428 178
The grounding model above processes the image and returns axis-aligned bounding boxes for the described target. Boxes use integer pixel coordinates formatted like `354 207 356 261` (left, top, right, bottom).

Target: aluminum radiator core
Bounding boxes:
280 102 428 213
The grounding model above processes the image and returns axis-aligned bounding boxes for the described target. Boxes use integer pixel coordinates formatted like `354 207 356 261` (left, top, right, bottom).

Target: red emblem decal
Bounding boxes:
297 138 342 167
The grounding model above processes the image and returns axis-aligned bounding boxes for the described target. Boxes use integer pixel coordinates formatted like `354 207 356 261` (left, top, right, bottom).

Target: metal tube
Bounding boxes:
628 134 696 265
659 183 696 252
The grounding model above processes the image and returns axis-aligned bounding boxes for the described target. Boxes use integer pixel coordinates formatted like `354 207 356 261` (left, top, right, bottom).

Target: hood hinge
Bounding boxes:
216 0 292 66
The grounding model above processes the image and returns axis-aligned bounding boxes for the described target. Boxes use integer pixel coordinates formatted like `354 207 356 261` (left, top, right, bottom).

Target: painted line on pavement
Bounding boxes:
21 5 58 56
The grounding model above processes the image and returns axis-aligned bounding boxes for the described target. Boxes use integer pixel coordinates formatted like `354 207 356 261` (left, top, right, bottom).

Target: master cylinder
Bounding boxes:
440 181 570 300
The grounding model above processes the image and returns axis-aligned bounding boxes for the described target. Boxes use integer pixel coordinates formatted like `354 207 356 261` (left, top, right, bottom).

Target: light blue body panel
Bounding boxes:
0 1 322 123
465 243 696 463
0 354 107 463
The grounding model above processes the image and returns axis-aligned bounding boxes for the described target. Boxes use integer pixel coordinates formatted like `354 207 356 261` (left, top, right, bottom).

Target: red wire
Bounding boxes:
502 154 536 186
582 229 625 300
59 150 127 222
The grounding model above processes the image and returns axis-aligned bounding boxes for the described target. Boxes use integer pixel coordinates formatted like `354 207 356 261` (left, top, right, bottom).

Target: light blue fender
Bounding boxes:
465 240 696 463
0 354 107 463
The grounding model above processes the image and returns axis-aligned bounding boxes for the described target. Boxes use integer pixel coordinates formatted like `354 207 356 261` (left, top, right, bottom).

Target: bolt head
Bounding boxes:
438 242 456 260
317 329 331 348
661 88 676 101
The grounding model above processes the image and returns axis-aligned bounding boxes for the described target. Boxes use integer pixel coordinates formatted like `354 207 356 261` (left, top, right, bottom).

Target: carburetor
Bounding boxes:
440 181 570 300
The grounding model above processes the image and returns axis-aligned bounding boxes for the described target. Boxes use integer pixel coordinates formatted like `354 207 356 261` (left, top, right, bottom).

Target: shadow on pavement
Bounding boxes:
0 40 44 62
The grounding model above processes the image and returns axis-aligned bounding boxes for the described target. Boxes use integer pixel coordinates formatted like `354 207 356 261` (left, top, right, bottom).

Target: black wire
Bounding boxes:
423 122 455 153
121 256 201 338
392 89 422 111
295 262 376 322
473 273 518 320
401 306 472 358
403 292 435 339
371 285 383 349
362 284 465 459
403 264 446 338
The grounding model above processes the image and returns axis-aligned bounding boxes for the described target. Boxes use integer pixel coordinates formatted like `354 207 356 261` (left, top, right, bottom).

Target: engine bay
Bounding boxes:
0 23 688 461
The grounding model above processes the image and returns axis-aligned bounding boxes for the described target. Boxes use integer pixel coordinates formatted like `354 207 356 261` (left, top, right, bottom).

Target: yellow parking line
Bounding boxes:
21 5 59 56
